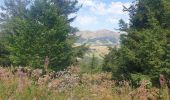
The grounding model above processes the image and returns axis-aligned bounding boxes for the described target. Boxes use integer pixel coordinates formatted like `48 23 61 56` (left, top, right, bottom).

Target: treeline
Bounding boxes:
0 0 86 71
103 0 170 85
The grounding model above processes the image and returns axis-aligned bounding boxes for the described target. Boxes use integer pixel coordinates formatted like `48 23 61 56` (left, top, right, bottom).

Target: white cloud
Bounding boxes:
78 0 130 15
77 0 95 7
72 0 131 31
107 18 118 24
107 2 130 15
75 15 98 25
90 2 107 15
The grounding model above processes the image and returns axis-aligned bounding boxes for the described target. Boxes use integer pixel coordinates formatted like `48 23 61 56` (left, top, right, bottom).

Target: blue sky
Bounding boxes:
0 0 133 31
71 0 133 31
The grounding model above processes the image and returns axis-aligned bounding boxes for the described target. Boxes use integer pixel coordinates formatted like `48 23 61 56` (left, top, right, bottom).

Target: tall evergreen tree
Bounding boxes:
104 0 170 84
0 0 81 71
0 40 11 66
121 0 170 82
51 0 80 23
119 19 128 31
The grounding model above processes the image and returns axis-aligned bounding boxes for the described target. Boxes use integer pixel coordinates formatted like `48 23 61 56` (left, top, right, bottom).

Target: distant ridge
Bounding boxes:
75 29 121 46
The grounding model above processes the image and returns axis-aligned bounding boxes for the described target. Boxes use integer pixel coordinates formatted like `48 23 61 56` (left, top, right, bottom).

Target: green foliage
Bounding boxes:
124 0 164 29
0 25 11 66
0 0 81 71
79 53 103 73
130 73 152 87
105 0 170 85
0 42 11 66
0 0 30 27
102 47 125 80
121 28 167 74
50 0 80 23
102 47 120 72
90 54 97 72
119 19 128 31
74 44 89 58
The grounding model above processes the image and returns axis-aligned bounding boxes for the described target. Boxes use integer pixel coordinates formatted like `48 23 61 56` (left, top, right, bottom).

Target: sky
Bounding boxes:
71 0 133 31
0 0 133 31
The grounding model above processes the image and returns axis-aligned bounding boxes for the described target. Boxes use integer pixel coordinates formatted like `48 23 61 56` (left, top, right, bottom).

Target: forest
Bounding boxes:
0 0 170 99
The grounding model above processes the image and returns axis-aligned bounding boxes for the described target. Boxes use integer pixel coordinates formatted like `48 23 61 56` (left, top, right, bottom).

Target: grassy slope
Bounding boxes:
0 67 169 100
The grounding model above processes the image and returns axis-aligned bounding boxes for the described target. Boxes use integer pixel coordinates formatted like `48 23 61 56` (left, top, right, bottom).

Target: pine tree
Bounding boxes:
105 0 170 84
90 54 96 73
0 0 81 71
51 0 80 23
121 0 170 83
119 19 128 31
0 42 10 66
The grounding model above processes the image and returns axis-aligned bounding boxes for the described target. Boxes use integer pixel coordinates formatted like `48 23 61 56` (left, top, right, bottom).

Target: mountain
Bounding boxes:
75 29 121 46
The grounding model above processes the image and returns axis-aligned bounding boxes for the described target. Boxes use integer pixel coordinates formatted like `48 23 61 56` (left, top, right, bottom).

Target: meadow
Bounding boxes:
0 66 169 100
1 0 170 99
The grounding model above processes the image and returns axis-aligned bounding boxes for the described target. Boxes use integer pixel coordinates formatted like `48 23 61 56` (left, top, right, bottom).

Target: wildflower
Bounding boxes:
44 56 49 73
31 69 43 80
17 68 27 92
48 79 60 89
37 75 51 85
159 74 166 87
0 68 5 78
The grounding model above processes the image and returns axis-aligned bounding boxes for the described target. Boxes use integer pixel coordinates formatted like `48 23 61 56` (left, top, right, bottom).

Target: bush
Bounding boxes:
0 42 11 66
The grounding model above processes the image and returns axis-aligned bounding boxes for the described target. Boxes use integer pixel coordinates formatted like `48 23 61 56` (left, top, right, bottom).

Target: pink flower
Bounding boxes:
44 56 49 72
159 74 166 87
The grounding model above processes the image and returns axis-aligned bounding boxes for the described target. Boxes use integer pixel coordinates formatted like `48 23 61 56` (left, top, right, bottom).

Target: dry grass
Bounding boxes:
89 46 109 55
0 66 169 100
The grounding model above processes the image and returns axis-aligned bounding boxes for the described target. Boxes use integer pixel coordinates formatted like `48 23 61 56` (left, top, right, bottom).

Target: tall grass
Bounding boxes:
0 66 169 100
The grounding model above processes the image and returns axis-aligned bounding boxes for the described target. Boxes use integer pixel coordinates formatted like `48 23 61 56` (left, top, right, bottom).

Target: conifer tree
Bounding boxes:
104 0 170 84
0 0 81 71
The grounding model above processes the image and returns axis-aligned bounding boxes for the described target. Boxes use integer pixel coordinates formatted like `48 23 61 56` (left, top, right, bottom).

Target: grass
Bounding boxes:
0 66 169 100
79 52 104 73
